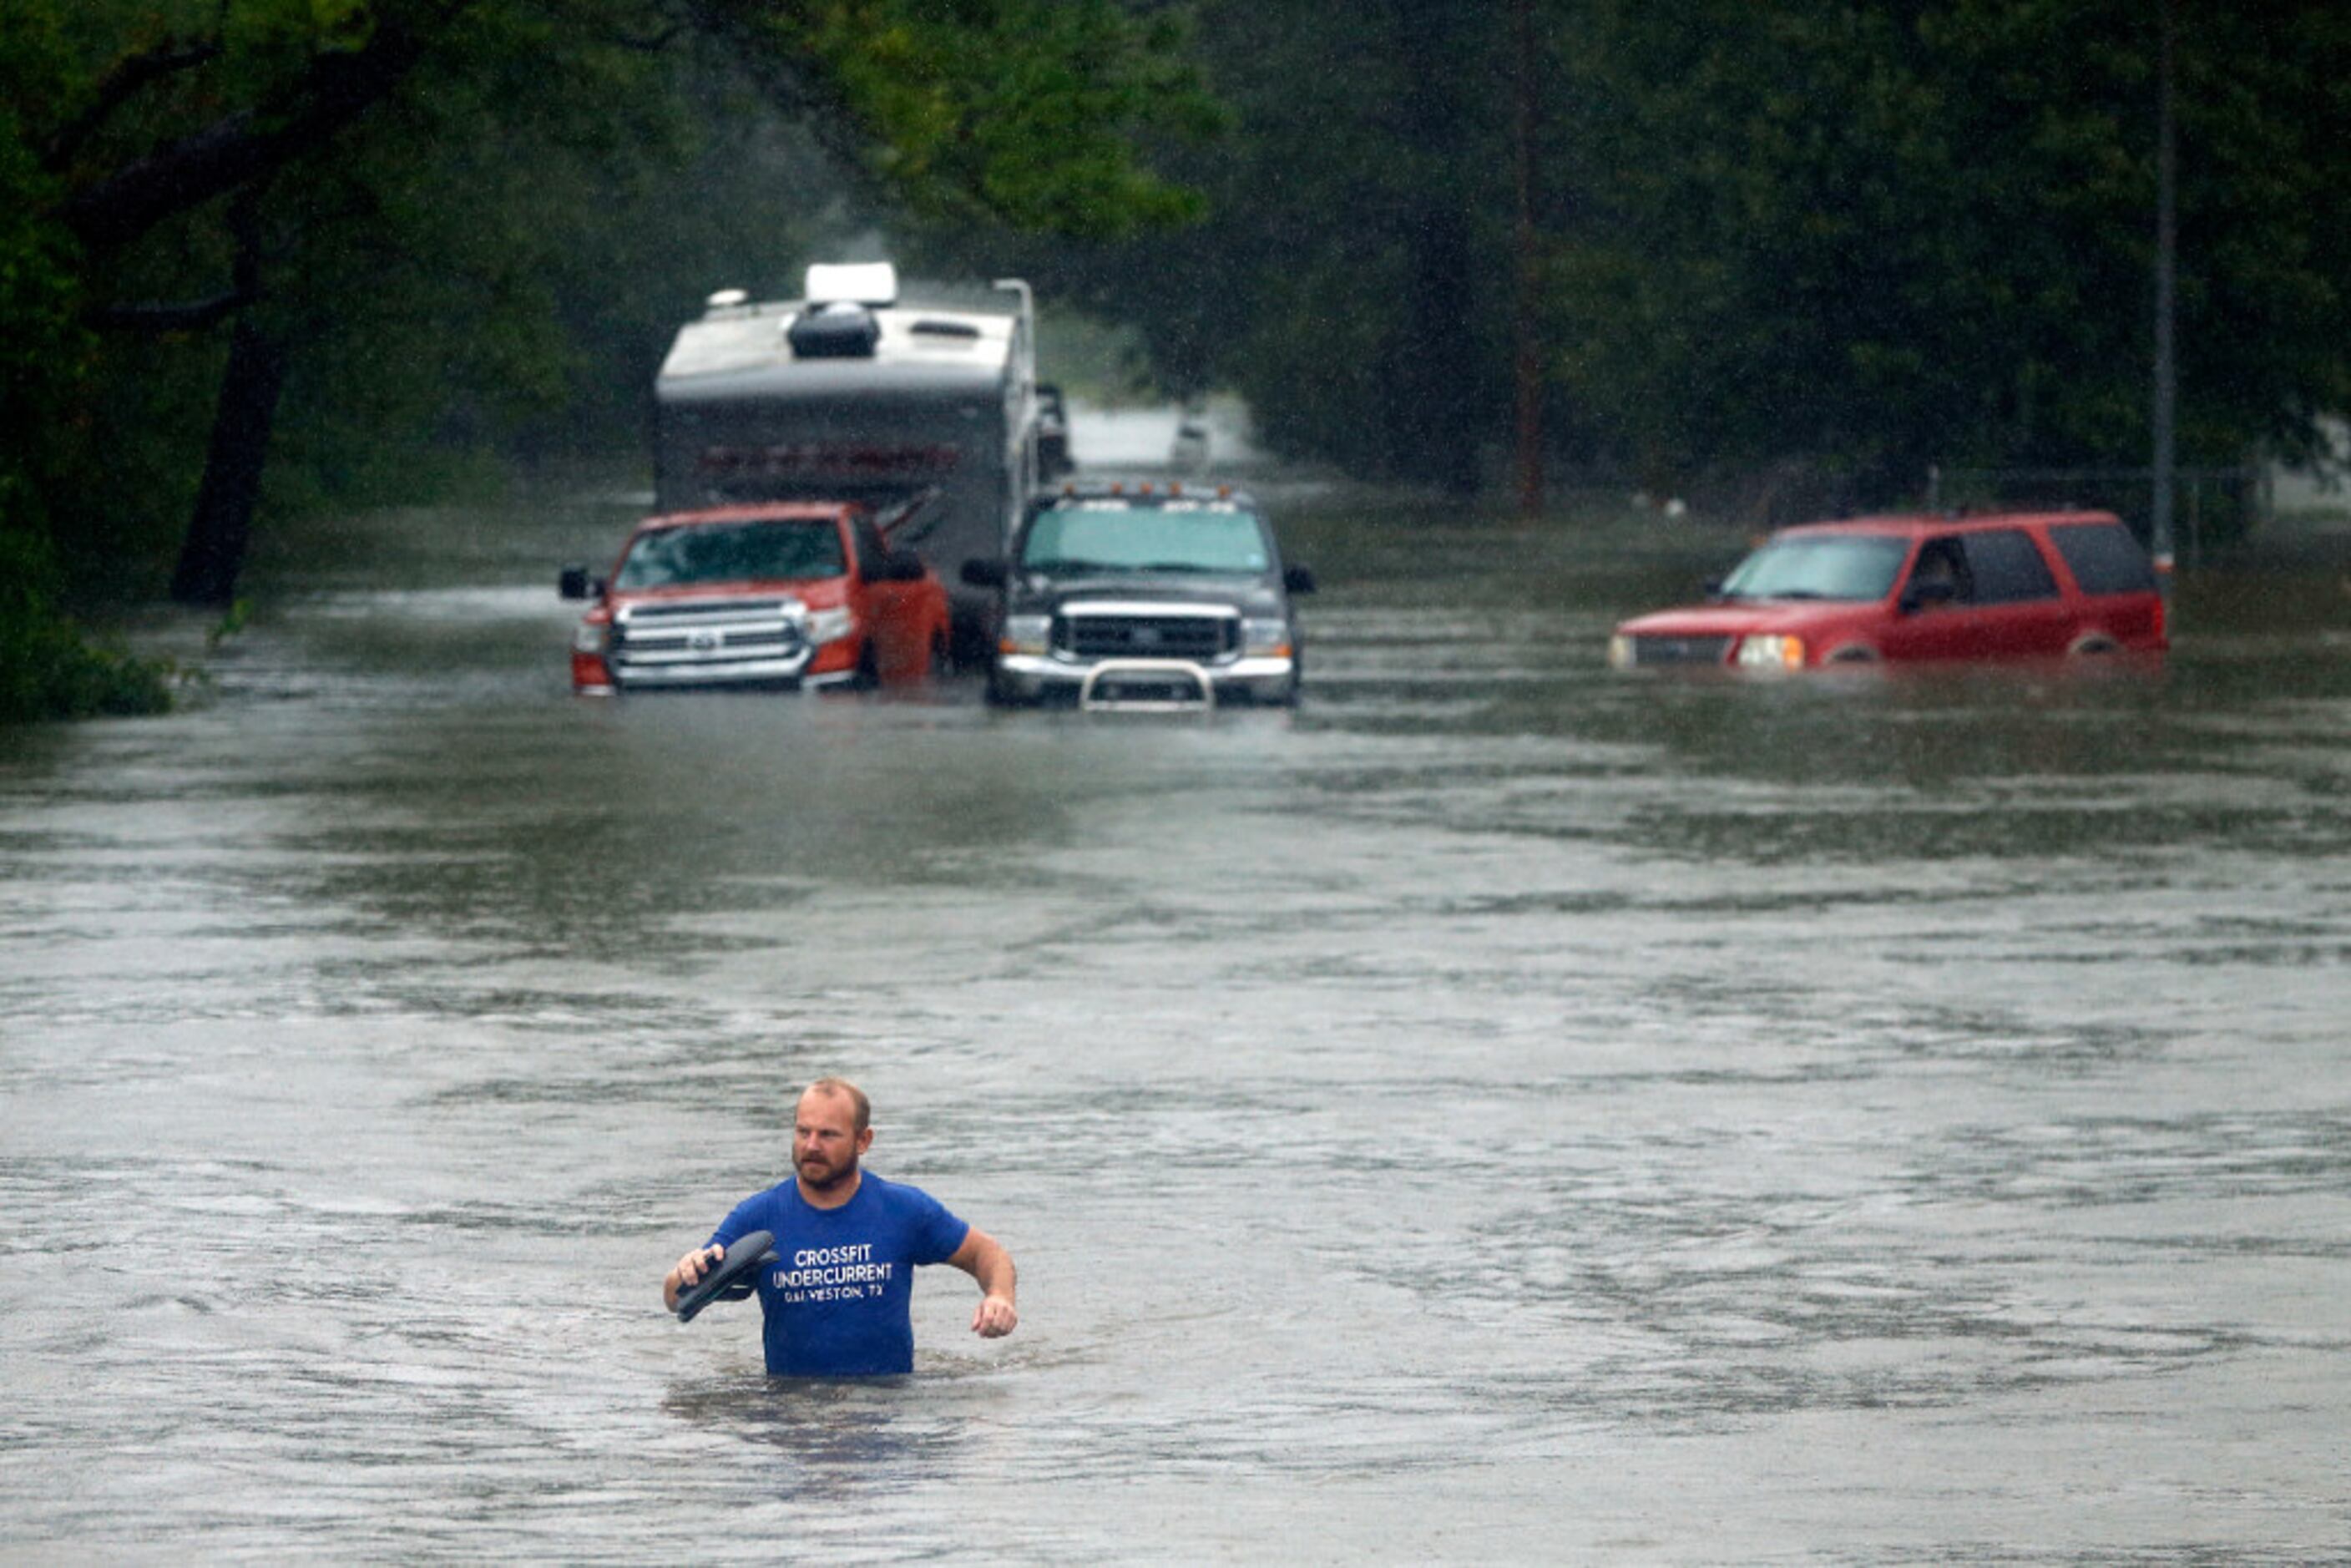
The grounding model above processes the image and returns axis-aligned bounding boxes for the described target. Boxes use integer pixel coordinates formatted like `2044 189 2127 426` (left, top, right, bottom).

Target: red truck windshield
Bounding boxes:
614 519 847 589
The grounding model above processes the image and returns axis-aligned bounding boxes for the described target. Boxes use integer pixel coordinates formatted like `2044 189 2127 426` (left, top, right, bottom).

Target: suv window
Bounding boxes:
2046 521 2158 594
1908 537 1970 602
1960 529 2060 604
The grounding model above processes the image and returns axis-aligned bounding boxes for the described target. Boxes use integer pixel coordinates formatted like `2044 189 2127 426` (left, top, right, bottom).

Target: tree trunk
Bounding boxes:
170 318 287 605
1387 0 1486 495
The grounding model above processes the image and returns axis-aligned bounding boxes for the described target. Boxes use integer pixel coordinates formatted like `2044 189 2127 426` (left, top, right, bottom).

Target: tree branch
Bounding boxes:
604 19 689 52
83 291 256 335
82 183 270 336
507 0 693 52
42 38 226 175
57 3 478 255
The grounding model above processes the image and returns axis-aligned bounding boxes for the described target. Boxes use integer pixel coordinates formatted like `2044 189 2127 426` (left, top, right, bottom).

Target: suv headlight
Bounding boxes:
1734 633 1806 670
999 614 1050 656
806 606 856 645
574 621 609 655
1242 617 1291 657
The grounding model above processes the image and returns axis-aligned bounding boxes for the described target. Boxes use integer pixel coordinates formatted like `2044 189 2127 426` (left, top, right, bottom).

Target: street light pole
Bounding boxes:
1511 0 1545 522
2151 0 2178 589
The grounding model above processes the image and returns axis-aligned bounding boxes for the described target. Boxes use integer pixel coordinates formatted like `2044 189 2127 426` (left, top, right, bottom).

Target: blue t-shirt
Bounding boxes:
707 1172 970 1377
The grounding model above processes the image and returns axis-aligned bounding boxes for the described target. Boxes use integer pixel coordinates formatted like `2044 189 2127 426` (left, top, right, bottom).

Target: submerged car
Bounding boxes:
1607 510 2166 671
961 484 1315 707
559 501 949 694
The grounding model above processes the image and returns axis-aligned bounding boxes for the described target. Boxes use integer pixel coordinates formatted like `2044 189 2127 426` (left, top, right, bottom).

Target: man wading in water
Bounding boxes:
663 1077 1018 1376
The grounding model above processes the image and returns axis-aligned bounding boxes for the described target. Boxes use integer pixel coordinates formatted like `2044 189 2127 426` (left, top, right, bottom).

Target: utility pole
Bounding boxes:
1512 0 1545 521
2150 0 2178 589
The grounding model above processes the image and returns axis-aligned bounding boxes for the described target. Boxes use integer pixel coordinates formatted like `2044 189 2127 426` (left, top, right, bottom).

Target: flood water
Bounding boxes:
4 470 2349 1561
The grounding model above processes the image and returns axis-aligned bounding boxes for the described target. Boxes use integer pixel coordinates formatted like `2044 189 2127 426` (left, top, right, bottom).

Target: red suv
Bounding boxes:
1608 510 2166 671
560 502 949 694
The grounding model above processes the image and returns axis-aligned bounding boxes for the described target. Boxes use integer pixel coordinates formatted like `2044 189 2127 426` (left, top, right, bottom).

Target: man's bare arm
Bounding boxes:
947 1227 1018 1338
663 1244 724 1312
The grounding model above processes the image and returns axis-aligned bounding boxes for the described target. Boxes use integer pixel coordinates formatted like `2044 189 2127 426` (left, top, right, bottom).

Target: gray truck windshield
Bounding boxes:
1020 505 1272 575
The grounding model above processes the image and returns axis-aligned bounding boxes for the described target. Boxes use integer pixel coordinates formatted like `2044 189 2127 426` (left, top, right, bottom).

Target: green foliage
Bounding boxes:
920 0 1511 484
0 529 175 722
0 0 1218 639
739 0 1218 237
945 0 2351 503
253 3 702 498
0 0 1229 717
206 597 252 650
1544 0 2351 491
23 0 2336 613
0 104 89 524
0 109 178 715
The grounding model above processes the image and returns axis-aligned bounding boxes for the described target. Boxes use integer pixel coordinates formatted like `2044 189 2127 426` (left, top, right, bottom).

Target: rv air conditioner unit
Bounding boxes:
786 301 882 359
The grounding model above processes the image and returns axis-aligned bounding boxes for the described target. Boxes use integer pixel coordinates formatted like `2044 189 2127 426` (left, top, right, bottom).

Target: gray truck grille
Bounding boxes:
1059 610 1236 661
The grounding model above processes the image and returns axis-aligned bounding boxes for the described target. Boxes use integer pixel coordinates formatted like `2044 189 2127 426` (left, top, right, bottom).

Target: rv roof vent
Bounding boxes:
705 288 750 312
909 317 982 340
786 301 882 359
803 261 898 308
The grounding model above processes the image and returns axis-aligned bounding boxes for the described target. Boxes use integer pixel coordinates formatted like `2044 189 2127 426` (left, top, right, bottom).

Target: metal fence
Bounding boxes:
1925 465 2268 564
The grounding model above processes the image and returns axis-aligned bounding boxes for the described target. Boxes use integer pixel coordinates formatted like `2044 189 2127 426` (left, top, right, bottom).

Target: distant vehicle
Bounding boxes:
1169 415 1210 473
961 483 1315 709
1607 510 2167 670
560 501 949 695
651 263 1045 663
1036 383 1075 480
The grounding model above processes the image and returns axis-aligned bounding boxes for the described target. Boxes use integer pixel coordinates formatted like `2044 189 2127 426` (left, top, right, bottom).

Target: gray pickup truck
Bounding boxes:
962 484 1316 709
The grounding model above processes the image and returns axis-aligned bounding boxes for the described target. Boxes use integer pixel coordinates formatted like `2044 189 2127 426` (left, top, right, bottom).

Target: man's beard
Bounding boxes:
800 1151 858 1191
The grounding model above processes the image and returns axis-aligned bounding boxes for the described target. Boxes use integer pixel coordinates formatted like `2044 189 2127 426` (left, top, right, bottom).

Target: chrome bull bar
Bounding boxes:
1077 659 1217 713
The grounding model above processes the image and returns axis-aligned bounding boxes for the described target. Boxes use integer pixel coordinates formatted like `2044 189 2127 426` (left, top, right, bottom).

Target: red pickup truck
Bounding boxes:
559 502 950 695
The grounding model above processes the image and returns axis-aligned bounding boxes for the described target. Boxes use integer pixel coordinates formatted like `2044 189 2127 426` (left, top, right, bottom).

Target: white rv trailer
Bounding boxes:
653 264 1039 660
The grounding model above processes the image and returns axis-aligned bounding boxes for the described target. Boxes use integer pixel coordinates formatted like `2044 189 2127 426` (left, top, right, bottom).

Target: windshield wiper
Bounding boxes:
1022 557 1124 574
